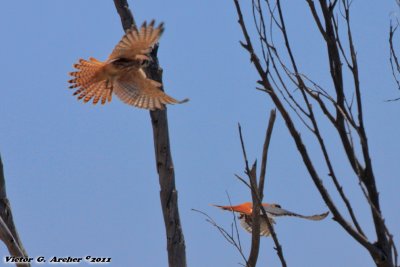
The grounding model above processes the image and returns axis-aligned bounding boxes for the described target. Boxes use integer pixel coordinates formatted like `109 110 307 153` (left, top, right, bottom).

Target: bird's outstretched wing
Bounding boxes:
211 203 253 215
262 205 329 221
213 203 329 221
113 69 188 110
240 214 276 237
108 20 164 61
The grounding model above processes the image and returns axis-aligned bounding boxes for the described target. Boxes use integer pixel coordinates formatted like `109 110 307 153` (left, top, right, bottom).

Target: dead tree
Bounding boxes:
113 1 187 267
0 155 30 267
232 0 398 266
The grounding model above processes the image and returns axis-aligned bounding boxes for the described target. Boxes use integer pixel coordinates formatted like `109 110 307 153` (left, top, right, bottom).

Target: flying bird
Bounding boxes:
68 20 188 110
213 202 329 237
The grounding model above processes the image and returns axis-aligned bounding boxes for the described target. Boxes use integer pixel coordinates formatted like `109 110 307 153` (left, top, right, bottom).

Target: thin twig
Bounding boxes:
388 20 400 99
238 123 251 175
192 208 249 266
226 191 244 252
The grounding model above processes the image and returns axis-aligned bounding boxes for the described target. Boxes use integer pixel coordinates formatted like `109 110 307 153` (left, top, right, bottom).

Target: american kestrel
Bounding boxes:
68 20 188 110
213 202 329 237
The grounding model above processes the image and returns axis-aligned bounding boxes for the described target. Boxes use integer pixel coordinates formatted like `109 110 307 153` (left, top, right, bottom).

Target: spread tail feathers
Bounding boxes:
68 58 112 105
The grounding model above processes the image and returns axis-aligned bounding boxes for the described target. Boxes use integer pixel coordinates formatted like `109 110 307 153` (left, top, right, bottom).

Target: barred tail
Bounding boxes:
68 58 111 105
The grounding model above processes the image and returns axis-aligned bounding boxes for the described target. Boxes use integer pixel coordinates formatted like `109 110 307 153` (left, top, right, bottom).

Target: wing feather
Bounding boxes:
108 21 164 61
68 21 187 110
113 69 187 110
263 205 329 221
239 214 276 237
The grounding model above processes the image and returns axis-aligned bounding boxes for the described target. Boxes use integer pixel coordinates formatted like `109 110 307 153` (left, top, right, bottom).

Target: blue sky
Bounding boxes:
0 1 399 266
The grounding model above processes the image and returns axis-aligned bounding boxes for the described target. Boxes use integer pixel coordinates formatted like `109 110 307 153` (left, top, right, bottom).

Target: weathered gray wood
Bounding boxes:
112 1 187 266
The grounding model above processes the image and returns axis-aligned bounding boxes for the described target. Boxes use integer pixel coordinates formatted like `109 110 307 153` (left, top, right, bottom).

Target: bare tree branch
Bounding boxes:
258 109 276 200
0 155 30 267
232 0 397 266
248 163 261 267
113 0 135 29
389 19 400 100
237 113 286 267
112 1 187 266
193 208 249 266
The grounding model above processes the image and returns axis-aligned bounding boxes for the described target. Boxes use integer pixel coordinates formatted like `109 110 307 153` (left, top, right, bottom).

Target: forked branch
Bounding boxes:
232 0 397 266
237 109 286 267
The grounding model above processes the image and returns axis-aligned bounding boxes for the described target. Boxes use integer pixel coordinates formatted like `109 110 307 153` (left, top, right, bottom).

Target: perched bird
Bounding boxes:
213 202 329 237
68 20 188 110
